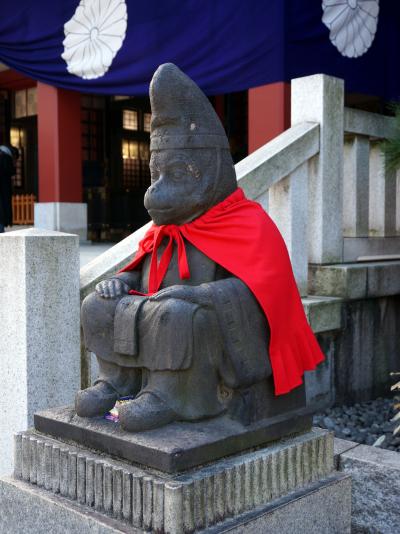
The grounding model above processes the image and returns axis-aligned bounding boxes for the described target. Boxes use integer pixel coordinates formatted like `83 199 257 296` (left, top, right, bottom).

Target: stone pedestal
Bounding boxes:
0 427 351 533
33 405 312 473
34 202 88 241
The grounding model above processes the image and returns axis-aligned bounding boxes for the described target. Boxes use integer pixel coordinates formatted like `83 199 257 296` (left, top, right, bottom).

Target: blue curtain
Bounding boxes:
0 0 398 98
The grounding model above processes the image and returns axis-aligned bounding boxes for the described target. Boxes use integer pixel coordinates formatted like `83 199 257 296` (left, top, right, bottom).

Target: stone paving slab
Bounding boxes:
335 438 400 534
333 437 359 468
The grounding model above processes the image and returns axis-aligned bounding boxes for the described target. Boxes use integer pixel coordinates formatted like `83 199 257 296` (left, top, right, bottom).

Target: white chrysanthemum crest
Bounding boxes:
322 0 379 58
62 0 128 80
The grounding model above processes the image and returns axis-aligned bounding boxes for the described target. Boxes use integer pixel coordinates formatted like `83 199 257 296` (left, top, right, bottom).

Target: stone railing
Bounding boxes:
343 108 398 261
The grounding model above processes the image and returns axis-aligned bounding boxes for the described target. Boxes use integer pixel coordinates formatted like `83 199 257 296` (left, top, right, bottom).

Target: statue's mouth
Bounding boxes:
147 206 175 215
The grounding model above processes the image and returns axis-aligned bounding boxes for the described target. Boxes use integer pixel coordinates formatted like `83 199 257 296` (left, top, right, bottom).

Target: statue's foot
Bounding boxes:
75 381 119 418
119 392 177 432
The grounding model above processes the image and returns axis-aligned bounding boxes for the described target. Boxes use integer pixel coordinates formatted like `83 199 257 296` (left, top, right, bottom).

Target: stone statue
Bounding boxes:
76 63 324 433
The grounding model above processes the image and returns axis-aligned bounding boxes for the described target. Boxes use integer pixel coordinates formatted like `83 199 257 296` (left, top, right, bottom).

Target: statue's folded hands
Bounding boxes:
95 270 142 299
95 278 130 299
149 282 214 307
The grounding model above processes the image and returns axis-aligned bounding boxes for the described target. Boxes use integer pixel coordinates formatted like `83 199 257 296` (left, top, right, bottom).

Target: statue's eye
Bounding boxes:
168 162 187 181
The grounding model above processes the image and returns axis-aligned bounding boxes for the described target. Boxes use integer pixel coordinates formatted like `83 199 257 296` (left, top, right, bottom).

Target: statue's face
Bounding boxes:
144 148 216 226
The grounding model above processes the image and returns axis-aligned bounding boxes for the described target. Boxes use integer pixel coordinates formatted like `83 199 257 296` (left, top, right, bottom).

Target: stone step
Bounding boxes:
308 259 400 299
301 295 343 334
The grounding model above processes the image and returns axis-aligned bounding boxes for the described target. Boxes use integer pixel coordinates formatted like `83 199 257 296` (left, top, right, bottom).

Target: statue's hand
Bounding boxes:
149 284 211 307
95 278 130 299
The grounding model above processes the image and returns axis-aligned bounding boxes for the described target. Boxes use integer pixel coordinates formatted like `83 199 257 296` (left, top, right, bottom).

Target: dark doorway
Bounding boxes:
107 96 151 241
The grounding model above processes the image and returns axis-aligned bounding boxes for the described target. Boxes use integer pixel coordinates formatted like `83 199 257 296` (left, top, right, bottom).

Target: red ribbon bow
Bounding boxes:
147 225 190 293
124 224 190 296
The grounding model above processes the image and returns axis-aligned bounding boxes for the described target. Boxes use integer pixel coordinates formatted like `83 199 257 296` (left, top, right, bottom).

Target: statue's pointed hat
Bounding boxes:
149 63 230 151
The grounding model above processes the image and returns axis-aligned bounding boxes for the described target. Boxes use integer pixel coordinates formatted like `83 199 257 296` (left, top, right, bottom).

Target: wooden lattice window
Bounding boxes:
0 91 8 145
122 139 150 189
81 96 105 162
123 109 138 131
143 112 151 133
10 126 24 188
13 88 37 119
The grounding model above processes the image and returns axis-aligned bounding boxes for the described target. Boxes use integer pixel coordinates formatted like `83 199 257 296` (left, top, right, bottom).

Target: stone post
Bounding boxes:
291 74 344 264
369 142 397 237
269 161 308 296
0 228 80 476
343 135 370 237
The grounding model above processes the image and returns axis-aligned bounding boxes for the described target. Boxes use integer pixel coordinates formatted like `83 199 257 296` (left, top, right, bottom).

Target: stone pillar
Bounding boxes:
291 74 344 264
35 82 87 241
0 229 80 476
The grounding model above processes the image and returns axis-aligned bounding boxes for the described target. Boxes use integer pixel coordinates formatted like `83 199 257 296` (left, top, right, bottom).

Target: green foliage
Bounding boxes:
382 104 400 171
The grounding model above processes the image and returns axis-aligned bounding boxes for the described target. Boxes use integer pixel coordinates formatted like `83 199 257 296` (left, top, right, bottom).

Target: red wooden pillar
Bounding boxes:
36 82 87 239
37 82 82 202
214 95 225 123
248 82 291 153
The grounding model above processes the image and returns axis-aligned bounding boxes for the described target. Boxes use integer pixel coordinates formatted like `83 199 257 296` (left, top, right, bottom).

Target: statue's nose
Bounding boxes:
147 175 167 196
147 183 157 196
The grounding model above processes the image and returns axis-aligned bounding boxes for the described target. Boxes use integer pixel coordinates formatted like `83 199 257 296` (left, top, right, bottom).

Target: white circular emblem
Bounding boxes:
62 0 128 79
322 0 379 58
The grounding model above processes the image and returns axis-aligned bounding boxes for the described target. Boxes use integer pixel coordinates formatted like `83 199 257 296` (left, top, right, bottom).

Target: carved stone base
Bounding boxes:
0 427 351 533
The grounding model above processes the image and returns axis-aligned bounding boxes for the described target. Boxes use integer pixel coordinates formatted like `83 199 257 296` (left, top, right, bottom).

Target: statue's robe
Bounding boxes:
82 239 271 419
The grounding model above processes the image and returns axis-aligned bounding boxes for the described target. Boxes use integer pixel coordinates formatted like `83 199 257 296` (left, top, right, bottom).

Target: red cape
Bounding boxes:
120 188 324 395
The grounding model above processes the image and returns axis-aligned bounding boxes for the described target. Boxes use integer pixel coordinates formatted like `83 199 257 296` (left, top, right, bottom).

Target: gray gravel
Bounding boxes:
314 397 400 452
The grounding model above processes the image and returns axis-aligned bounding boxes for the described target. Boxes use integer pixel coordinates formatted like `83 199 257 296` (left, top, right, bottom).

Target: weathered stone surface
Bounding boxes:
302 295 343 333
343 236 400 262
369 142 397 238
344 107 396 140
343 135 370 238
34 405 312 473
304 331 335 410
269 162 308 296
309 260 400 299
212 473 351 533
338 443 400 534
292 74 344 264
367 260 400 297
333 295 400 405
0 472 351 534
236 122 319 202
0 476 132 534
9 428 333 533
0 229 80 477
333 437 358 469
308 263 367 299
